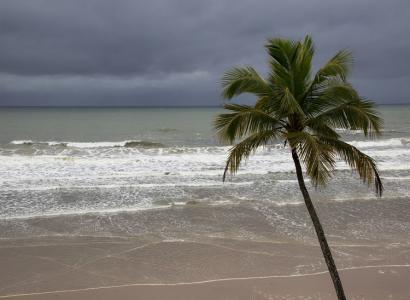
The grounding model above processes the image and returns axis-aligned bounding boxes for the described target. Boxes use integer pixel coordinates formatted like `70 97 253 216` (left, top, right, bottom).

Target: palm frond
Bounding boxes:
293 36 315 99
266 37 315 100
321 137 383 196
254 95 277 113
305 79 358 114
313 49 353 83
268 61 293 92
221 66 272 99
305 118 340 139
303 50 353 110
279 87 305 117
223 131 278 181
214 103 281 143
287 131 335 186
265 38 298 70
265 38 297 95
308 98 382 137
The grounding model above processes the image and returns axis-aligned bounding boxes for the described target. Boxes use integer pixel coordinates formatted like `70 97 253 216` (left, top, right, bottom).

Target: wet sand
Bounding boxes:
1 200 410 299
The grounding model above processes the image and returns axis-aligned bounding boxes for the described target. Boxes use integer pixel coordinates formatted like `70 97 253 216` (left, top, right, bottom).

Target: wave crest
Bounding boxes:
9 140 165 149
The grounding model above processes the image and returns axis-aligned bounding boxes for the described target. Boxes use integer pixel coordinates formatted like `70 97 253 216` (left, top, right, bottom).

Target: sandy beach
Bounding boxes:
1 248 409 300
1 200 410 299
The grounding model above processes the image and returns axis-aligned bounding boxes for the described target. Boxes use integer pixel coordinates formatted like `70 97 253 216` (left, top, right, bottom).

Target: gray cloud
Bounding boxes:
0 0 409 106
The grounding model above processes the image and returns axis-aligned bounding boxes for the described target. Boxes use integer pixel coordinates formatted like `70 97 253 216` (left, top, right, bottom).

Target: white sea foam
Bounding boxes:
349 138 410 148
1 204 173 220
8 137 410 151
0 181 254 192
382 176 410 180
9 140 165 148
1 136 410 219
1 137 409 185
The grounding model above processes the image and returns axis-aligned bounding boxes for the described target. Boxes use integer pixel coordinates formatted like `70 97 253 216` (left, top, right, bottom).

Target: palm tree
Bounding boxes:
214 35 383 300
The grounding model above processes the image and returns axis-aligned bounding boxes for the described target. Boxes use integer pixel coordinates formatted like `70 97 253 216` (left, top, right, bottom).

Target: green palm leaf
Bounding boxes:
313 49 353 83
214 103 281 143
321 137 383 196
222 130 277 181
221 66 273 99
287 131 335 186
309 98 382 137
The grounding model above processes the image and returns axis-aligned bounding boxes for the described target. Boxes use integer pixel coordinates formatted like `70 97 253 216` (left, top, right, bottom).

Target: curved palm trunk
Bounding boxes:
291 149 347 300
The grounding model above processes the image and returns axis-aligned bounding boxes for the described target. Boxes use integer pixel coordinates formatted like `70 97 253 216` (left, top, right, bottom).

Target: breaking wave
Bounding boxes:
1 135 410 219
9 140 166 148
7 137 410 151
348 138 410 148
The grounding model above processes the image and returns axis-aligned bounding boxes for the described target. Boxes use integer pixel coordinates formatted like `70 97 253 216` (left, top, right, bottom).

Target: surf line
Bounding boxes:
1 264 409 298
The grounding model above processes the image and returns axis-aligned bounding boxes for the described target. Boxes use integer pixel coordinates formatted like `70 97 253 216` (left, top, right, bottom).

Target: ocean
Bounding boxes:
1 105 410 299
0 105 409 220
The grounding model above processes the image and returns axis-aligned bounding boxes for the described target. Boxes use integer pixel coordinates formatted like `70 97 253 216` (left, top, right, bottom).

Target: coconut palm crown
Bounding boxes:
215 35 383 195
214 35 383 300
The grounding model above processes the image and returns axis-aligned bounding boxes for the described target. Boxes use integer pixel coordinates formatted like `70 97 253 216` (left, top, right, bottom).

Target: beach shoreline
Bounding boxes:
1 199 409 299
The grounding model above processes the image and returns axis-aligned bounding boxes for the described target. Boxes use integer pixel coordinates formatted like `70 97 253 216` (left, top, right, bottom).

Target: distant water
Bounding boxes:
0 105 409 219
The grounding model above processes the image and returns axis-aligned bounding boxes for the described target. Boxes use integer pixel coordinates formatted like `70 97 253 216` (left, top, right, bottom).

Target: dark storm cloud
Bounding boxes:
0 0 409 105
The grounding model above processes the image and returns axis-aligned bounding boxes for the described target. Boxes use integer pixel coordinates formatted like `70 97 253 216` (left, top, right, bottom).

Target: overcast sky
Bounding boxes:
0 0 409 106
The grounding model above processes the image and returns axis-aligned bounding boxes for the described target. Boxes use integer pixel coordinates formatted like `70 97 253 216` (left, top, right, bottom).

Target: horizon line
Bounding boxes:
0 105 223 108
0 103 409 108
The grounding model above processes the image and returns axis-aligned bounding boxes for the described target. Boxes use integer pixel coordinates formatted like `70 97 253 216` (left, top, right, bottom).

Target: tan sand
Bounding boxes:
1 235 409 299
2 267 410 300
1 201 410 299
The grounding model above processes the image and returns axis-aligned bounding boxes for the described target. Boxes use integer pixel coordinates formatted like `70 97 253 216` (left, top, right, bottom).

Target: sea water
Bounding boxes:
0 106 409 219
